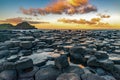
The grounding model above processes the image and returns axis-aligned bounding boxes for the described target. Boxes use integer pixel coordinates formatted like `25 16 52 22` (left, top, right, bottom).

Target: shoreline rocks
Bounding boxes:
0 30 120 80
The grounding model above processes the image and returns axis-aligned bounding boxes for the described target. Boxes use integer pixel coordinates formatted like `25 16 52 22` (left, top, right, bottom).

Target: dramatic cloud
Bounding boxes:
20 0 97 16
97 14 110 18
0 17 49 24
0 17 23 24
58 17 105 25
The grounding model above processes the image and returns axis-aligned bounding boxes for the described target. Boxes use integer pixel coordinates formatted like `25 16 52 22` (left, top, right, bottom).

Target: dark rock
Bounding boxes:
113 65 120 74
16 58 33 70
34 59 48 67
109 54 120 64
9 50 19 55
0 46 7 50
64 66 84 77
85 67 96 74
55 55 69 70
94 51 109 60
18 66 39 78
18 77 34 80
26 52 51 67
0 50 9 59
96 68 107 76
87 56 99 67
81 73 105 80
96 43 105 51
20 41 33 49
40 38 54 45
114 50 120 54
18 36 35 41
43 48 54 52
35 65 61 80
19 50 32 56
82 67 92 74
98 59 114 71
36 42 46 49
57 73 81 80
101 75 116 80
0 70 17 80
69 47 95 64
5 41 20 48
2 62 16 70
4 41 14 48
112 60 120 64
7 55 20 62
87 56 114 71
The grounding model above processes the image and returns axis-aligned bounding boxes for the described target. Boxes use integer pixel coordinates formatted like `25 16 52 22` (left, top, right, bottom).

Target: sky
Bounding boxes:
0 0 120 29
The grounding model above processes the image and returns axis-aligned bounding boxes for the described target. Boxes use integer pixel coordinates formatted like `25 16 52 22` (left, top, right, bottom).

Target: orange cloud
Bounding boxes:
58 18 87 24
97 14 110 18
0 17 23 24
58 17 106 25
68 0 88 7
20 0 97 16
0 17 49 24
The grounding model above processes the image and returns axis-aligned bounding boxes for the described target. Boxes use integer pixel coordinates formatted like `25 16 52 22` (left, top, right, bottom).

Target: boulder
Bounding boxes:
57 73 81 80
4 41 14 48
82 67 92 74
0 70 17 80
96 68 106 76
18 77 34 80
87 56 99 67
35 65 61 80
98 59 114 71
16 58 33 70
36 42 46 49
7 55 20 62
20 41 33 49
19 50 32 56
113 65 120 73
114 50 120 54
87 56 114 71
69 47 94 64
18 66 39 78
34 59 48 67
9 50 19 55
94 51 109 60
5 41 20 48
0 46 7 50
2 62 16 70
18 36 35 41
109 54 120 64
81 73 105 80
55 55 69 70
0 50 9 59
101 75 116 80
64 66 84 77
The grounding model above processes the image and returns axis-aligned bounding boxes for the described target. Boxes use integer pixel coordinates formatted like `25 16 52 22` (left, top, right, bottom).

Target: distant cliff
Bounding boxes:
0 22 37 29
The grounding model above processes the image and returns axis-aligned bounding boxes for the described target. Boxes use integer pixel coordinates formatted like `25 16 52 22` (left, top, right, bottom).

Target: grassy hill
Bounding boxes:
0 23 14 29
0 22 37 29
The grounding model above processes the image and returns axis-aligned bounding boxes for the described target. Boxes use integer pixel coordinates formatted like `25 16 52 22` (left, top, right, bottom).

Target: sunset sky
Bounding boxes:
0 0 120 29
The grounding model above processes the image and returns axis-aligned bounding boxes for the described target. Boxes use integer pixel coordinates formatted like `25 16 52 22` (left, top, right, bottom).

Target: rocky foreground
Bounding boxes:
0 30 120 80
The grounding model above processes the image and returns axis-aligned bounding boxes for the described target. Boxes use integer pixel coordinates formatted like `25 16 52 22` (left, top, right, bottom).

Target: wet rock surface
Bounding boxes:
0 30 120 80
